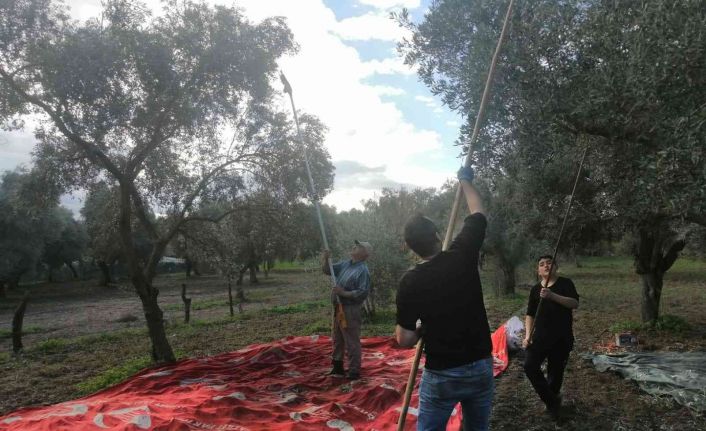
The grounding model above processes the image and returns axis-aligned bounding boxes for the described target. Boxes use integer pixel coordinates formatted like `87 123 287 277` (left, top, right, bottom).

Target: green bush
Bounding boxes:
651 315 691 333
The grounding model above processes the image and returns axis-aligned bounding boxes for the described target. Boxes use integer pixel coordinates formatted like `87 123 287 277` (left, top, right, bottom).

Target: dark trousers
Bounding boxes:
523 339 572 406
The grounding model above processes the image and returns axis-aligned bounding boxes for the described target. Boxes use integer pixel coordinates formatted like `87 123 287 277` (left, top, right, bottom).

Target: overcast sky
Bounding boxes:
0 0 465 212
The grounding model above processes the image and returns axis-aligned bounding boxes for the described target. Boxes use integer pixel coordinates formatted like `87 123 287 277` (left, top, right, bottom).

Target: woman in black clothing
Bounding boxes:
523 255 579 420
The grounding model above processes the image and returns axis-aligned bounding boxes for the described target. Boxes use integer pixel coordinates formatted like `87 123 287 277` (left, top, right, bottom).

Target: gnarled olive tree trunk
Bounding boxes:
119 186 175 363
97 260 112 286
634 222 685 323
493 255 516 297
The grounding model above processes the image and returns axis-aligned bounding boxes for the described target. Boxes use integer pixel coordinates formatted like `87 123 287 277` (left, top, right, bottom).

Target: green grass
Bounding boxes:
0 325 44 339
35 338 70 354
362 308 396 337
164 298 230 312
75 356 152 395
609 319 642 333
268 300 327 315
609 315 691 334
650 314 691 333
302 319 331 334
246 289 276 302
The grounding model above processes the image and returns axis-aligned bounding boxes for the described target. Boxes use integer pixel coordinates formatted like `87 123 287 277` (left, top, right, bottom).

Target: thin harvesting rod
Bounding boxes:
280 72 337 287
528 143 589 343
397 1 515 429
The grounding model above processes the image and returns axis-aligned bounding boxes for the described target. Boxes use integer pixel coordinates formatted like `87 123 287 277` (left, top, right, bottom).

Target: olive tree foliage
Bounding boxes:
284 201 338 261
334 186 454 312
81 182 153 285
0 169 61 296
0 0 302 361
41 205 88 281
398 0 706 322
182 195 283 302
180 113 333 287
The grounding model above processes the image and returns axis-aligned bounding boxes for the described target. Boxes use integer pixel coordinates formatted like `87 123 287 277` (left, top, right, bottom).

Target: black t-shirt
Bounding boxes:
526 277 579 349
396 213 492 371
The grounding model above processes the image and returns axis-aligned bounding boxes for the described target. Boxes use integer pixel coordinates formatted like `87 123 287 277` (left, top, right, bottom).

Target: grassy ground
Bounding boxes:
0 257 705 430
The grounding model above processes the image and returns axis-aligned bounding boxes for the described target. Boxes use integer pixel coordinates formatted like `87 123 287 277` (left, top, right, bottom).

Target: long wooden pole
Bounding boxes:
280 73 346 328
397 1 515 429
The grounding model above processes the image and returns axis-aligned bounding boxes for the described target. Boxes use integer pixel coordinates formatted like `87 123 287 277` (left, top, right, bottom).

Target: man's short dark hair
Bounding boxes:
404 213 440 257
537 255 555 263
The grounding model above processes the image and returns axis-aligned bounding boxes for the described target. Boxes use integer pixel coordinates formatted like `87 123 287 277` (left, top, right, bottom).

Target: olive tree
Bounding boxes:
0 0 305 361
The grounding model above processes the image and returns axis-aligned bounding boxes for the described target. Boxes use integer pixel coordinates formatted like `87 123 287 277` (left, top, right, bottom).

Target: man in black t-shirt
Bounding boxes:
395 166 493 431
523 255 579 421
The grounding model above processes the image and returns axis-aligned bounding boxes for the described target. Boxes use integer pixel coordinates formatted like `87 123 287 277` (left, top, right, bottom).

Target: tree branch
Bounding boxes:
660 239 686 273
175 152 262 221
0 67 124 180
686 213 706 227
127 59 208 177
123 180 160 241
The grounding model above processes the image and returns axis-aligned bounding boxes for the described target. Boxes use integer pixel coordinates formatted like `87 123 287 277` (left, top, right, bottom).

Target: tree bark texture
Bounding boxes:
634 222 686 323
493 255 516 297
119 184 175 363
140 288 175 362
181 283 191 324
248 264 258 284
98 260 112 286
66 261 78 279
12 292 29 353
228 279 234 317
640 272 663 323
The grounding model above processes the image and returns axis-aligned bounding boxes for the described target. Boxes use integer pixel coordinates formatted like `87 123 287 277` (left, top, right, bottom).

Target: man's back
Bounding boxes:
396 213 491 370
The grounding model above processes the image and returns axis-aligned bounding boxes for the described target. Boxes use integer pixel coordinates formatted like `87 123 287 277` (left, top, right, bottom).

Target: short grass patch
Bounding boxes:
610 319 642 333
362 309 396 337
165 298 230 312
0 325 44 339
649 314 691 333
268 300 327 315
75 356 152 395
35 338 70 354
302 319 331 334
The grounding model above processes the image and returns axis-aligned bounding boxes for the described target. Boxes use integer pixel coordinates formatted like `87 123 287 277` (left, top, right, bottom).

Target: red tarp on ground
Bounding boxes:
1 328 509 430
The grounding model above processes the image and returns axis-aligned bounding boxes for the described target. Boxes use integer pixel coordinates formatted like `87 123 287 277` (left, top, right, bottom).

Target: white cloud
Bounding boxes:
414 94 444 115
446 120 461 127
414 95 434 104
357 0 422 10
369 85 406 97
361 57 416 76
334 12 410 41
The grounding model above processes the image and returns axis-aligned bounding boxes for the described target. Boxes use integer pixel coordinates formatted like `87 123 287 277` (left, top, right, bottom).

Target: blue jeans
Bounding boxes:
418 357 494 431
